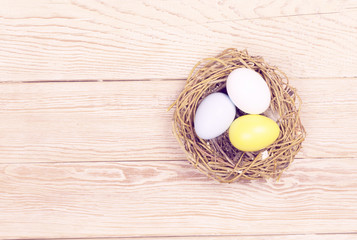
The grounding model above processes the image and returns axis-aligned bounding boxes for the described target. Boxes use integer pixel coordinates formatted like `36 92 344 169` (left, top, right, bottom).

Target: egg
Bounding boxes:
226 68 271 114
228 114 280 152
194 92 236 140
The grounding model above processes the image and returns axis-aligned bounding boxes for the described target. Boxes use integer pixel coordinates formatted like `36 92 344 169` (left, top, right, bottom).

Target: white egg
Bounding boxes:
226 68 271 114
194 92 236 140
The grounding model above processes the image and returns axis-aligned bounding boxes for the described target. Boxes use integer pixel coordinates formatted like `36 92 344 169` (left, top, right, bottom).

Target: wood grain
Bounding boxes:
1 0 354 26
1 1 357 239
0 3 356 81
0 158 356 238
0 78 356 164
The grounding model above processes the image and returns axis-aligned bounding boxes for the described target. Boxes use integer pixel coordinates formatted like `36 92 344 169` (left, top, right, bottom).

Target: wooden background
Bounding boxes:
0 0 357 239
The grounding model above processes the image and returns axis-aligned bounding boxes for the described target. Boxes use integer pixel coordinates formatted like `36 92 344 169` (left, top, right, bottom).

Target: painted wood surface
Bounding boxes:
1 159 357 238
0 78 356 163
0 1 357 81
0 0 356 239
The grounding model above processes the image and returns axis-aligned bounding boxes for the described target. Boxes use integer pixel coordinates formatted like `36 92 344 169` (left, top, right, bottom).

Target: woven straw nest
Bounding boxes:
169 48 306 183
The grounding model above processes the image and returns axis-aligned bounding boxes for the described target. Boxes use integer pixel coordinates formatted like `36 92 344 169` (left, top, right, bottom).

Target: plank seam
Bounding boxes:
4 232 357 240
0 156 355 165
1 76 357 84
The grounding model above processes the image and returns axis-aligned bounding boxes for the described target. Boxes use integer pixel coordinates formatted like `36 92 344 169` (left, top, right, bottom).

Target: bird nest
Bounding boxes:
169 48 306 183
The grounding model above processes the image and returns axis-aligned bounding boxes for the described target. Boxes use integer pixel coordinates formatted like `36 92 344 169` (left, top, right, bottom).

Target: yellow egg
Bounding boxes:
229 115 280 152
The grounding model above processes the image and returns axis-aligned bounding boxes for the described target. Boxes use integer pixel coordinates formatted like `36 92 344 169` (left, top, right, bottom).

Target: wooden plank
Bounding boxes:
1 0 352 27
0 78 356 164
0 4 356 81
0 159 356 238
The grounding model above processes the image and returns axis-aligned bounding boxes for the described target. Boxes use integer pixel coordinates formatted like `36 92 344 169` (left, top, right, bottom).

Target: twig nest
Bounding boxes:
170 48 306 183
